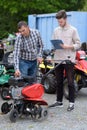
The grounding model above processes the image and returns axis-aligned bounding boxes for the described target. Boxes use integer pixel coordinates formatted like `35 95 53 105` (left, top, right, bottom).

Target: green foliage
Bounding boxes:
0 0 86 38
81 0 87 11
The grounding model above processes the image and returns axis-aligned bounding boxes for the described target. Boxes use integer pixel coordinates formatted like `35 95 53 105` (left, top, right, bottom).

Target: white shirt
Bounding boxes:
52 24 81 63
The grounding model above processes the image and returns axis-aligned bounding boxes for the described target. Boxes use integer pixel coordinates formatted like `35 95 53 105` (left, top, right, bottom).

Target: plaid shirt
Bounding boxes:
14 29 43 70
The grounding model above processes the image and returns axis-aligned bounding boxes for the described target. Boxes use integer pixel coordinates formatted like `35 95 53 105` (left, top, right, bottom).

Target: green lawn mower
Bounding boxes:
0 51 14 100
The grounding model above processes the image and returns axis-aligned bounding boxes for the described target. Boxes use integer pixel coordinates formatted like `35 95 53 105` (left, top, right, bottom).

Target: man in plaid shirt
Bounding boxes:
14 21 43 79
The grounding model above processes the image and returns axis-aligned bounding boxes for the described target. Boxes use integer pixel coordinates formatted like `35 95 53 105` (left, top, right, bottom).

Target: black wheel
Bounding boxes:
0 49 4 61
1 87 10 100
41 74 57 94
63 78 78 100
9 109 18 123
1 102 10 114
2 51 14 64
41 107 48 120
36 67 43 83
81 42 87 54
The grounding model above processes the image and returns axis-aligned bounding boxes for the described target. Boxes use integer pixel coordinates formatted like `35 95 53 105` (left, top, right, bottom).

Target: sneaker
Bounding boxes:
67 105 74 111
48 101 63 108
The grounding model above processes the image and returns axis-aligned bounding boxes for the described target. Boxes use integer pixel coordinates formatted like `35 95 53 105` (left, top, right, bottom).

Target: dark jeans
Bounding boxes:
55 63 75 103
19 59 37 78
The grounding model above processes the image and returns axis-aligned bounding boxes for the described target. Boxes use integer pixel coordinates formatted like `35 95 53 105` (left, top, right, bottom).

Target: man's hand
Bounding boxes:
14 70 21 77
60 44 74 50
37 57 43 64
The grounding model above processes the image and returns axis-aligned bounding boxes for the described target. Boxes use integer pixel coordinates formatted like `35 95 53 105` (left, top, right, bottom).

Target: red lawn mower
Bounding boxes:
1 76 48 122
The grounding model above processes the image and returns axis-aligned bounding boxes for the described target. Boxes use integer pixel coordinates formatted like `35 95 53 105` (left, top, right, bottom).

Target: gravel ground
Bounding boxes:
0 88 87 130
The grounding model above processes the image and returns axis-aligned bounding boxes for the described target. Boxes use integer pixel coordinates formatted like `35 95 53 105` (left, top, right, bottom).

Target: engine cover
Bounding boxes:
22 83 44 98
76 51 86 60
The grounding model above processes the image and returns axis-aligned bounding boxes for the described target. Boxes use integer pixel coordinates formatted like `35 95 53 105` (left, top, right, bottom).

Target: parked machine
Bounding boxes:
37 49 57 94
40 49 87 99
0 34 15 100
0 40 4 61
0 51 14 100
1 76 48 122
63 50 87 99
0 63 14 100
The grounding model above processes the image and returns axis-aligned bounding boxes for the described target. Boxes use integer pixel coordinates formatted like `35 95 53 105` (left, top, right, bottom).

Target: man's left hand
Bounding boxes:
60 44 74 50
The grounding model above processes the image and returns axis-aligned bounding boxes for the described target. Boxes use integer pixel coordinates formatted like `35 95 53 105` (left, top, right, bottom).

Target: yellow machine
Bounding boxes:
37 49 57 94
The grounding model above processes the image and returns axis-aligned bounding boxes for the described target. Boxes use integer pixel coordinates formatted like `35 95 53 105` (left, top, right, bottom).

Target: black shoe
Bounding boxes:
67 105 74 111
48 101 63 108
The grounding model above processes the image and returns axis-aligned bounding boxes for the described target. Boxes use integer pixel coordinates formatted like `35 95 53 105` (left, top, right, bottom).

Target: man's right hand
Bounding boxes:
14 70 21 77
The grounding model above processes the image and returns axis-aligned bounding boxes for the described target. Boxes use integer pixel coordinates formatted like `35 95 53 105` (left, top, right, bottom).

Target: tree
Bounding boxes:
0 0 86 38
81 0 87 11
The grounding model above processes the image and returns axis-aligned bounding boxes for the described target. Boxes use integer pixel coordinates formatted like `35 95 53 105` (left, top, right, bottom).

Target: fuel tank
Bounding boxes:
22 83 44 98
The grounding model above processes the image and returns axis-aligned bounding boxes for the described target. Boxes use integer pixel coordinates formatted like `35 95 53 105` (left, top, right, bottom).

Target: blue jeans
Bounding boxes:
19 59 37 78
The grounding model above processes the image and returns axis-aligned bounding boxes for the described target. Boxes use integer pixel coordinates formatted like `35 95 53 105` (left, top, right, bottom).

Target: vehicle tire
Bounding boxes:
36 68 43 83
0 49 4 61
41 74 57 94
1 87 10 100
1 102 10 114
63 78 78 100
41 107 48 120
81 42 87 54
9 109 18 123
2 51 14 64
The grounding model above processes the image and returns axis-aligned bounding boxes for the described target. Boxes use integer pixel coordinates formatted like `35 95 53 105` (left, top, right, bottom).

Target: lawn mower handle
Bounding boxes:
43 59 73 78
